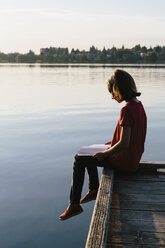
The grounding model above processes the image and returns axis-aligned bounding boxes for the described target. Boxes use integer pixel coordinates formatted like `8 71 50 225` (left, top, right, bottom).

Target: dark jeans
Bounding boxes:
69 154 112 204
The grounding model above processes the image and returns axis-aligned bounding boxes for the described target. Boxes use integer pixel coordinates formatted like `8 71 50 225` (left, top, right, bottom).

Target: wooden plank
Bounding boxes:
107 242 165 248
109 209 165 231
111 191 165 211
140 161 165 169
109 209 165 233
107 231 165 246
85 168 114 248
108 221 165 234
115 169 165 182
111 200 165 211
110 209 165 223
113 181 165 194
111 192 165 203
107 244 165 247
115 174 165 182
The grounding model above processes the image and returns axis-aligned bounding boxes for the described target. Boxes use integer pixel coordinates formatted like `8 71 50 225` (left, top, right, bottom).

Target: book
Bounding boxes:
77 144 110 156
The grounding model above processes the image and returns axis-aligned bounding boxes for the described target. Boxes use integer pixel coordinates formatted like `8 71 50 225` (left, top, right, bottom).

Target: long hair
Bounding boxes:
107 69 141 101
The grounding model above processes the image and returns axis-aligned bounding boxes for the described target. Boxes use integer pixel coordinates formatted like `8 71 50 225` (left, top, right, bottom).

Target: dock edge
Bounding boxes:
85 168 114 248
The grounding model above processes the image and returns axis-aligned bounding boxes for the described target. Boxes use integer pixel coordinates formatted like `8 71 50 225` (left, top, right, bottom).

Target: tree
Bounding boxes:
153 46 162 54
141 46 147 54
26 50 36 63
132 44 141 55
144 52 157 63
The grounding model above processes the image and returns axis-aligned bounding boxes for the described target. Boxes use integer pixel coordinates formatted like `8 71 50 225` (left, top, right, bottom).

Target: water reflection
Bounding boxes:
0 64 165 248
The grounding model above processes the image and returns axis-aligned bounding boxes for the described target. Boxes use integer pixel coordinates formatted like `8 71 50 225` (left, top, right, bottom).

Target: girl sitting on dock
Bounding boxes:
59 69 147 220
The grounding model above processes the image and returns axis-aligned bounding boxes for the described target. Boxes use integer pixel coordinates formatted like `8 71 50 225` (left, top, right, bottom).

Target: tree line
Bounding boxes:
0 45 165 63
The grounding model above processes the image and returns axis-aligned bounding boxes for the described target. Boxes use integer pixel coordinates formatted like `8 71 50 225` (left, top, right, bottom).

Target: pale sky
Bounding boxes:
0 0 165 54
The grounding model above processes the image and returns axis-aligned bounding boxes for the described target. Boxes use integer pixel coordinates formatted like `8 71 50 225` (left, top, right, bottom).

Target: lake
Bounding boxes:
0 64 165 248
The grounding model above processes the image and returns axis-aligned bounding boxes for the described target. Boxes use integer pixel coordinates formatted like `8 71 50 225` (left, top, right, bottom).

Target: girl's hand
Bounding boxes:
94 152 107 161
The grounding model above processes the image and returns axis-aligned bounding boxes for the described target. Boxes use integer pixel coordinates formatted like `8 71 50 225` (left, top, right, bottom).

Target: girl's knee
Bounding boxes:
74 154 80 163
73 154 85 169
73 154 81 166
74 154 79 160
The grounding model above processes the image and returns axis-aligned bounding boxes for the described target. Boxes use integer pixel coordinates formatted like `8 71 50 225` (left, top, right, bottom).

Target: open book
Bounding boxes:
77 144 111 156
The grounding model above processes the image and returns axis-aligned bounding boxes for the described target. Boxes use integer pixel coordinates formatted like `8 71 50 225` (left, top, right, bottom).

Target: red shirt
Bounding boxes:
108 101 147 171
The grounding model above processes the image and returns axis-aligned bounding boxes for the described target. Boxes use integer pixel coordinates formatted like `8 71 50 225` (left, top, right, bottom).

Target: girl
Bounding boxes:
59 69 147 220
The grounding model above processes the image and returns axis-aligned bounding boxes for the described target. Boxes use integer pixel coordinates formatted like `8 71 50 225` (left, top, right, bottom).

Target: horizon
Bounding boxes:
0 0 165 54
1 44 164 55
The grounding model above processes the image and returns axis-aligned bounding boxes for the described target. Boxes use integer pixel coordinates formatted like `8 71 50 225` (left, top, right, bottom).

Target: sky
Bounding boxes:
0 0 165 54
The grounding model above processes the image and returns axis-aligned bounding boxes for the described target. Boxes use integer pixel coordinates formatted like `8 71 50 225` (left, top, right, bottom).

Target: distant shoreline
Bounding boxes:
1 45 165 64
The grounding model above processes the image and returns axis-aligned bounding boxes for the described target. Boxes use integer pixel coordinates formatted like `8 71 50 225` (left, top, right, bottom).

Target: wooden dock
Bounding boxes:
85 162 165 248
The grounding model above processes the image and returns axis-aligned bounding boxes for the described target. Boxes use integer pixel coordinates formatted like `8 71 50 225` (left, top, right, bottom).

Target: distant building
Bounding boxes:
106 53 111 58
40 48 46 55
140 53 145 57
40 47 68 55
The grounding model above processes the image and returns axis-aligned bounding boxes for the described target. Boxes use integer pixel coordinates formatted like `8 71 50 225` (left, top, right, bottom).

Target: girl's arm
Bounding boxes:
94 126 131 161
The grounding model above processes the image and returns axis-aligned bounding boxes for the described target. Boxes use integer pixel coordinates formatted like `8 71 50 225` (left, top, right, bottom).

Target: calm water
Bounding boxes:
0 64 165 248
